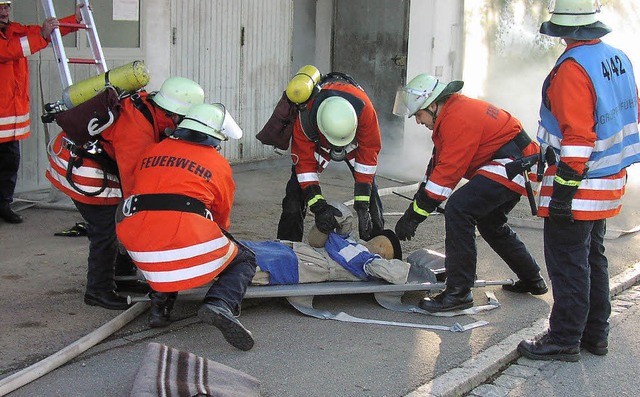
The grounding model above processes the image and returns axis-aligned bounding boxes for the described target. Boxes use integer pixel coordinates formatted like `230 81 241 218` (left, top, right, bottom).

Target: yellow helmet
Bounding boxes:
285 65 321 104
177 103 242 141
151 77 205 116
316 96 357 147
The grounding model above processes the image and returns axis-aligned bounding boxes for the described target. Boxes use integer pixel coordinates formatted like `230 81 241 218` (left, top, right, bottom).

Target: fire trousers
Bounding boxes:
444 175 542 290
204 245 257 316
74 201 138 293
0 141 20 205
544 217 610 347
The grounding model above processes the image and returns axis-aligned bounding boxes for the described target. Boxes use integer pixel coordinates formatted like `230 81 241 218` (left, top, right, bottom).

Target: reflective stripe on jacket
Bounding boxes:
291 82 381 190
425 94 539 201
536 40 640 220
116 138 237 292
0 16 78 143
45 132 122 205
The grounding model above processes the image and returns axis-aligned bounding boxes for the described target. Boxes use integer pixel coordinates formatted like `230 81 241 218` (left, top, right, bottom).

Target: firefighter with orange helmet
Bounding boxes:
116 103 257 351
45 77 205 310
277 66 384 242
518 0 640 361
0 0 83 223
393 73 547 312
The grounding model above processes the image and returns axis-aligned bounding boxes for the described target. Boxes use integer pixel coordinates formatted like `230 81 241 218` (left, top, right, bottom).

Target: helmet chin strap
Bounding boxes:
425 103 440 123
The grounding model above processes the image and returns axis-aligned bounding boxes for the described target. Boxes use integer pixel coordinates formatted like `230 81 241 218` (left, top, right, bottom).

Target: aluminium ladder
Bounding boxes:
40 0 107 90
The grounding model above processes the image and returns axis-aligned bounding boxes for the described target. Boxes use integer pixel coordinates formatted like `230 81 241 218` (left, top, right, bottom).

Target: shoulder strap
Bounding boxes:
130 93 155 127
319 72 363 91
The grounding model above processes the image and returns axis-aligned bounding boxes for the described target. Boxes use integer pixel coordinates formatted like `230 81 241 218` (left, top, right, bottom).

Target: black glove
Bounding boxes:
353 182 373 240
354 202 373 240
312 201 342 234
548 199 574 223
304 185 341 234
395 205 427 241
548 161 583 223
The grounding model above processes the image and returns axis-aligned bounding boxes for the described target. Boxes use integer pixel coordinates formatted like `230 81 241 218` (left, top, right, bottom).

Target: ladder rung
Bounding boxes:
67 58 101 65
58 22 88 29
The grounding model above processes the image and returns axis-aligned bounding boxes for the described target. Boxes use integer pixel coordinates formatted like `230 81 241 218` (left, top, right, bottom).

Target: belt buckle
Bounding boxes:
122 195 136 217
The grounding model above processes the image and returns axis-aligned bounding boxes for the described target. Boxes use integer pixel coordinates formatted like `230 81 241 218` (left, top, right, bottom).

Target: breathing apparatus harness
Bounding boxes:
55 91 155 197
299 72 365 161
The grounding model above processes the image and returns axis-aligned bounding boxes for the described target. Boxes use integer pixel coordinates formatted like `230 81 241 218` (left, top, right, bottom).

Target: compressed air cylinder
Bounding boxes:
61 60 150 109
285 65 321 104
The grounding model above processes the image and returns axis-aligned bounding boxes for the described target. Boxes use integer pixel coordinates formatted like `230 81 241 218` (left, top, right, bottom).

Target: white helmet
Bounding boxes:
392 74 463 118
316 96 358 147
0 1 12 4
177 103 243 141
151 77 205 116
540 0 611 39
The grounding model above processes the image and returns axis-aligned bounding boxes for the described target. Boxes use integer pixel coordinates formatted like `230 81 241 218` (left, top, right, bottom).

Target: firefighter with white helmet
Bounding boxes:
0 0 84 223
393 73 547 313
99 76 205 197
151 76 206 117
277 67 384 243
518 0 640 361
117 103 257 350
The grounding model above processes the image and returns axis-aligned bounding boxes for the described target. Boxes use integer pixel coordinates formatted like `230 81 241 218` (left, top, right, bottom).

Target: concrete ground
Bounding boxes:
1 156 639 397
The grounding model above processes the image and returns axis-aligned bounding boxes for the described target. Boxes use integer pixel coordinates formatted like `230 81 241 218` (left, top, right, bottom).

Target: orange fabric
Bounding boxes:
116 139 237 292
99 92 175 197
427 94 533 200
46 132 122 205
291 82 381 189
0 15 77 143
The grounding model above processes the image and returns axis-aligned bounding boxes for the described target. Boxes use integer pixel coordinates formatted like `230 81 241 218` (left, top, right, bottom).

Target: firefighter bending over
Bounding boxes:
393 74 548 312
277 66 384 242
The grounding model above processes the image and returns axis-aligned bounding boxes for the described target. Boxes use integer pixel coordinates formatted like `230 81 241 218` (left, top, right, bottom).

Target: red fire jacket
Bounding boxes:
99 92 175 197
536 40 640 220
46 131 122 205
0 16 78 143
116 139 238 292
424 94 539 201
290 82 381 191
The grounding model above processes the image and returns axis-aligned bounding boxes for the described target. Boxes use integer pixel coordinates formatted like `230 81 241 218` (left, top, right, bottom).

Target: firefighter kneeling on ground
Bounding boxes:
392 73 549 312
116 103 257 351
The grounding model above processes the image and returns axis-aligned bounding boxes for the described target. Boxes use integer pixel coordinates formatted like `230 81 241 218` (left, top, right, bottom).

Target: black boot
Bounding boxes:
580 337 608 355
419 286 473 312
502 275 548 295
115 279 151 294
149 291 177 328
518 333 580 362
198 299 254 351
0 204 23 224
84 290 130 310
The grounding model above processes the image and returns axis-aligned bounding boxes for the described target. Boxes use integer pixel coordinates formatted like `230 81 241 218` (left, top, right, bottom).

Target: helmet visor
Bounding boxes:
220 105 243 140
392 84 435 117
